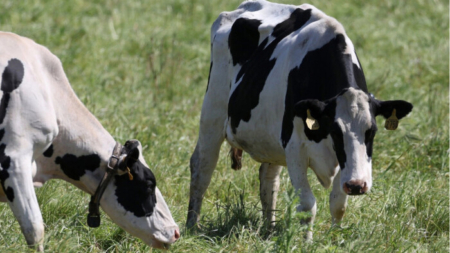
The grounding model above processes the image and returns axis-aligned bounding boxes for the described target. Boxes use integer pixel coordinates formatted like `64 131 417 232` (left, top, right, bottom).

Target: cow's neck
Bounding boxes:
35 77 115 195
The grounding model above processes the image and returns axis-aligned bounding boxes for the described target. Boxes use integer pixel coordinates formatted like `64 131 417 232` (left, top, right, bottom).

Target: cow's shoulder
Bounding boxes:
0 32 60 142
32 40 68 86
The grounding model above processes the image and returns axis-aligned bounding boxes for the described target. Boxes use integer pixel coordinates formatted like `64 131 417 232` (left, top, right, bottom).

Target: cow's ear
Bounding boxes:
123 140 140 166
373 99 413 119
294 99 327 130
128 147 140 163
372 99 413 130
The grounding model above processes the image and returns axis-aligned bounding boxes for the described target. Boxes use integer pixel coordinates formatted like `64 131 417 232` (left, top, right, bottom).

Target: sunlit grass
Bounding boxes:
0 0 448 252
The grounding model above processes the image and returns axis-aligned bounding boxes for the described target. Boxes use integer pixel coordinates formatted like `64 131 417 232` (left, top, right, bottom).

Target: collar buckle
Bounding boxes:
107 155 120 171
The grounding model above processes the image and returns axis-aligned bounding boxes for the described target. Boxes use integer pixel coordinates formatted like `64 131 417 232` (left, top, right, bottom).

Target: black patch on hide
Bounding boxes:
55 154 101 181
43 144 54 157
229 9 312 134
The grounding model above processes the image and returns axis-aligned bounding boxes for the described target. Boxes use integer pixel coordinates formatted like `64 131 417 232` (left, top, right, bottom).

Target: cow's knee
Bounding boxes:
330 203 346 224
188 145 216 191
296 192 316 241
297 195 317 224
330 191 347 225
189 145 200 175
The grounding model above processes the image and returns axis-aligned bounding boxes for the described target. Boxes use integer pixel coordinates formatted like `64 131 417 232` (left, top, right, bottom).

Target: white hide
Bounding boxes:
0 32 178 250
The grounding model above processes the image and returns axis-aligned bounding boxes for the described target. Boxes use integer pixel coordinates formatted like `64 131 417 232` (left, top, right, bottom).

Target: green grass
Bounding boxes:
0 0 448 252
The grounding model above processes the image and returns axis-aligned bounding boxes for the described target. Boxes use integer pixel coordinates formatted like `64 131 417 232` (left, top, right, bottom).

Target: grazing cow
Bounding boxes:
187 0 413 239
0 32 179 250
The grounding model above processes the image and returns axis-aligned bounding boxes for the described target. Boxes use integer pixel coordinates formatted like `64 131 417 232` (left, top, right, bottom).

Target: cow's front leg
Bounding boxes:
285 146 316 240
187 132 224 229
287 164 316 240
329 169 348 225
259 163 282 229
0 154 44 251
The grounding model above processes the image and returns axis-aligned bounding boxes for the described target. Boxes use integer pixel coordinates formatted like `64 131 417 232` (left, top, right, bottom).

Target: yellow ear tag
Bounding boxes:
306 109 320 130
126 167 134 181
385 109 399 130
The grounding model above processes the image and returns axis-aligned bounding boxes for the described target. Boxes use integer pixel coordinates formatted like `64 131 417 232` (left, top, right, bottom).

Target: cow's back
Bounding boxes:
205 0 367 164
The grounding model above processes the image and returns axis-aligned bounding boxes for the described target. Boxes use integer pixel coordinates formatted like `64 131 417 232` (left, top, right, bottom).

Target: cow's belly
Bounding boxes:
225 118 287 166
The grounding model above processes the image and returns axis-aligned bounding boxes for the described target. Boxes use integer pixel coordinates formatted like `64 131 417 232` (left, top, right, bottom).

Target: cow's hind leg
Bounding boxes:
186 131 224 229
329 169 348 225
259 163 282 229
0 152 44 251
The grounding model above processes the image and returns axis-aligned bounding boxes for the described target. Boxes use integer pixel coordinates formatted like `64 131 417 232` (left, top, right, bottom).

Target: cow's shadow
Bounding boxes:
197 188 263 239
184 186 313 247
187 187 305 242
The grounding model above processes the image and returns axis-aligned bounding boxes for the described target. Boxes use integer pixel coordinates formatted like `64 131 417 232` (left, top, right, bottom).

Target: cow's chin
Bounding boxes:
141 234 174 250
121 221 177 250
123 215 178 250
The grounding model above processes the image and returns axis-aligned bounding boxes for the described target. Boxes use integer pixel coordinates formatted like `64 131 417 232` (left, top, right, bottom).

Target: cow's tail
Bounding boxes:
229 147 243 170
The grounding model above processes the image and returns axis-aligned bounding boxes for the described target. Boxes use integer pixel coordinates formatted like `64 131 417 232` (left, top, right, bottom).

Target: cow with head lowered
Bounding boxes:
0 32 179 250
187 0 413 239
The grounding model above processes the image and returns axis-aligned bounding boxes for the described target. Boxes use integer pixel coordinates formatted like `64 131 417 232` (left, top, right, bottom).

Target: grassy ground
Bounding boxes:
0 0 448 252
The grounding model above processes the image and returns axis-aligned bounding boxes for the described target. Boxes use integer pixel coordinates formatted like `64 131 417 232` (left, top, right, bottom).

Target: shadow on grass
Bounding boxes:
197 185 264 239
186 185 311 252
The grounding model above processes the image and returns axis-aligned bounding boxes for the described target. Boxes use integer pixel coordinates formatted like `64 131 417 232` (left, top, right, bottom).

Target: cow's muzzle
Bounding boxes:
343 180 368 195
151 228 180 250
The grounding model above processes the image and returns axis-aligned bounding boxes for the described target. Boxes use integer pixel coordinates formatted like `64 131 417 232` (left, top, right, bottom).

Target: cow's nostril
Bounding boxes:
343 182 351 194
174 229 180 241
344 180 367 195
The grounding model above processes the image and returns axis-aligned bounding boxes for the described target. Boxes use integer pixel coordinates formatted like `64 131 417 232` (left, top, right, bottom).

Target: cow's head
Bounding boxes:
98 140 180 249
295 87 413 195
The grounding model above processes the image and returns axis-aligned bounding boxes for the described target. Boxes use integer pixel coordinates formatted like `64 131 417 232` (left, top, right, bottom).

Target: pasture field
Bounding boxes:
0 0 448 252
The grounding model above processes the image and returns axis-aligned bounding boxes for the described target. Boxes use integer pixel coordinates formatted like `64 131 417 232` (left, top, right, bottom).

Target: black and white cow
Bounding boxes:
0 32 179 250
187 0 413 239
